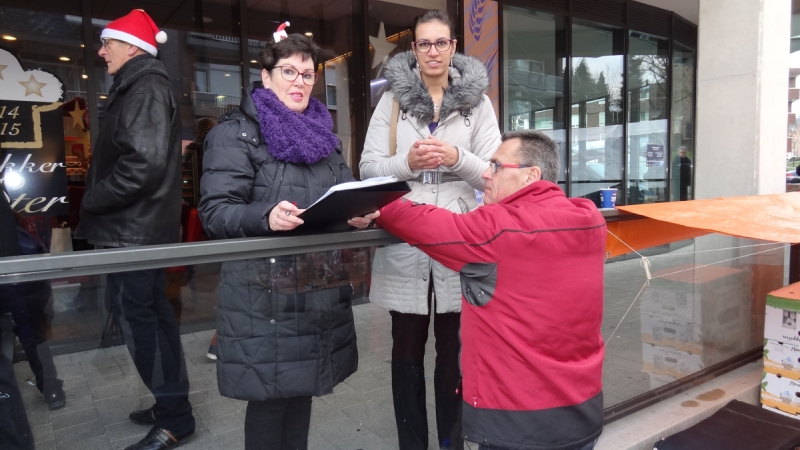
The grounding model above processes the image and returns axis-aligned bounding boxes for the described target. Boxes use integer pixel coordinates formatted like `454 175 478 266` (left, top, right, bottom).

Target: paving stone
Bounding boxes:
52 407 100 431
52 419 105 444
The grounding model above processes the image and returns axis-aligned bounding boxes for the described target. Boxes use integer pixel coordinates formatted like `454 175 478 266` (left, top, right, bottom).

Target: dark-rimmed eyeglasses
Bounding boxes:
412 39 454 53
272 65 317 86
489 161 532 174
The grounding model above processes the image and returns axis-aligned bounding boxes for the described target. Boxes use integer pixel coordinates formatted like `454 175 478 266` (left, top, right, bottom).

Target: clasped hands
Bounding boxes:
268 200 380 232
407 135 459 171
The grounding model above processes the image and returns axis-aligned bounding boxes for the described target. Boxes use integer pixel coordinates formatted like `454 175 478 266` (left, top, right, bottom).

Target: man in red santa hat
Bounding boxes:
75 9 195 450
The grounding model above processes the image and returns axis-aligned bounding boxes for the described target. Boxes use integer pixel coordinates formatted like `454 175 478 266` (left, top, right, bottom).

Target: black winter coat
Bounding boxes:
198 82 359 400
76 55 182 247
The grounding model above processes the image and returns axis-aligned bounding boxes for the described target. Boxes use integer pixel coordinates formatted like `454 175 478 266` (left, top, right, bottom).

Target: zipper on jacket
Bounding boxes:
327 163 336 185
473 396 477 407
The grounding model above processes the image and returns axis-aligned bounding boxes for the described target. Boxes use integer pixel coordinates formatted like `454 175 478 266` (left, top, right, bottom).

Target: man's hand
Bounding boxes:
421 135 459 167
348 210 380 229
268 201 305 231
407 139 443 170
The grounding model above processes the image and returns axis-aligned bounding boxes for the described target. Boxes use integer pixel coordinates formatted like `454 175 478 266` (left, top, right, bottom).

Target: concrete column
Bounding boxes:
695 0 790 198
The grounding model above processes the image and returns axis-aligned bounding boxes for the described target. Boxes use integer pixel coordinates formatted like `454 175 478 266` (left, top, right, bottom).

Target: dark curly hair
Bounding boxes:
258 33 321 72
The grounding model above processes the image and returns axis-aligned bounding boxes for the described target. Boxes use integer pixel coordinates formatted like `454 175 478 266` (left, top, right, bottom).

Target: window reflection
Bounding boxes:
503 6 567 191
627 31 669 205
671 43 695 201
570 21 624 206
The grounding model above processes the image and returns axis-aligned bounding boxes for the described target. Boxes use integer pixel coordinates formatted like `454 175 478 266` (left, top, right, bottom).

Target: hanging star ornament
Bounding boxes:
19 74 46 97
369 22 397 69
69 102 86 130
0 64 7 80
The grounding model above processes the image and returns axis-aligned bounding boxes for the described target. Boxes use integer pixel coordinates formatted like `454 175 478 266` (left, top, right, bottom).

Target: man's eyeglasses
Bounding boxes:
272 65 317 86
101 38 121 49
489 161 532 174
412 39 454 53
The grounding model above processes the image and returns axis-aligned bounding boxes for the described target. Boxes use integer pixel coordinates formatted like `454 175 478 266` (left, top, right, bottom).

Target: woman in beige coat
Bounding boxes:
359 10 501 450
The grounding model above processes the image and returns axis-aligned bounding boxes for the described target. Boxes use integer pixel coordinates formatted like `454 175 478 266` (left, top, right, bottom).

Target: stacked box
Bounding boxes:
761 282 800 419
640 264 753 380
761 372 800 417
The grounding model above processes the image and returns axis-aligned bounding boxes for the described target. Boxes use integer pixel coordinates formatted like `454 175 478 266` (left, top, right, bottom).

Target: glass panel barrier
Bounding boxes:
603 235 784 411
0 224 785 446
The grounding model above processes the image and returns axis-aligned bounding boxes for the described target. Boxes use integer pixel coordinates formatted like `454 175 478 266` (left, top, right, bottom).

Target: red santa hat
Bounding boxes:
101 9 166 56
273 21 291 43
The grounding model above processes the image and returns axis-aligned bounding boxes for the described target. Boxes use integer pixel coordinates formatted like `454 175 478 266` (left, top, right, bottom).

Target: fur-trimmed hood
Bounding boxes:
384 50 489 125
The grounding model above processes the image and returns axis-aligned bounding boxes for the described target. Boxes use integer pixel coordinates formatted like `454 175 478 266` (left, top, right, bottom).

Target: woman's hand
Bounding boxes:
407 139 443 170
421 135 459 167
348 211 380 229
268 201 305 231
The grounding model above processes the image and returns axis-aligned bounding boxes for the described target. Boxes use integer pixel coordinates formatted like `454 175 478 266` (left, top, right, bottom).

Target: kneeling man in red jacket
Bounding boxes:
376 130 606 450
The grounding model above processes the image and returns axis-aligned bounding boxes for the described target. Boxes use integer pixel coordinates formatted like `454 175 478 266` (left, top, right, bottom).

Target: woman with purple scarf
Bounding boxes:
198 33 376 450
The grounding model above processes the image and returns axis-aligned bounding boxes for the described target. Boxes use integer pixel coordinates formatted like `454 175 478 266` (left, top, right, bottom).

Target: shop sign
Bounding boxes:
646 144 665 167
0 48 67 215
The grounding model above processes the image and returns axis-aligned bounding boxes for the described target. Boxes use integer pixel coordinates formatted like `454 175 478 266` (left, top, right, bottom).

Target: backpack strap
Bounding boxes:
389 99 400 157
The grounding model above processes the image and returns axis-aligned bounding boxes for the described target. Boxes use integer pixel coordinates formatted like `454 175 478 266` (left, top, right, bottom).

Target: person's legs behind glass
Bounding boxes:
391 310 431 450
108 269 194 442
433 310 462 450
245 396 313 450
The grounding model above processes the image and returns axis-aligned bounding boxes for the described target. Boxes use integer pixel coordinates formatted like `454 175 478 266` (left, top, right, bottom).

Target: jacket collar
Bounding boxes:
499 181 566 205
383 51 489 125
107 55 168 106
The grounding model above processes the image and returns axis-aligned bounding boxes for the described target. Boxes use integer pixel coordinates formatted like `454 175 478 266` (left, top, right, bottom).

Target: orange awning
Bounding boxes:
606 192 800 258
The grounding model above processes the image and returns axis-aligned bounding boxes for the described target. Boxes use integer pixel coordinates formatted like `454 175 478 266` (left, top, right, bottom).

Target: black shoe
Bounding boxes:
124 427 194 450
43 379 66 411
129 406 157 425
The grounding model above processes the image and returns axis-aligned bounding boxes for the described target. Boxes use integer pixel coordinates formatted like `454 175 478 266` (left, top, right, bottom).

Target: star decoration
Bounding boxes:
369 22 397 69
0 64 7 80
19 74 46 97
69 102 86 130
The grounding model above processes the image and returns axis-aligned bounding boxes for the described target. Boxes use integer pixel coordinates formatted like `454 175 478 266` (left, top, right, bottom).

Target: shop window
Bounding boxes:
626 30 669 205
570 20 624 206
502 6 567 191
671 43 695 202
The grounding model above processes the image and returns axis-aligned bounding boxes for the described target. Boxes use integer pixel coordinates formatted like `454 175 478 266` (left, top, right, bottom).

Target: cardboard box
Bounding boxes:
764 339 800 380
639 264 752 325
642 343 705 378
640 311 748 354
764 283 800 345
761 371 800 416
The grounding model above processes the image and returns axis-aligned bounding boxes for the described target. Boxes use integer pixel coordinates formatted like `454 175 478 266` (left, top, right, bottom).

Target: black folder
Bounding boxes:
297 180 410 232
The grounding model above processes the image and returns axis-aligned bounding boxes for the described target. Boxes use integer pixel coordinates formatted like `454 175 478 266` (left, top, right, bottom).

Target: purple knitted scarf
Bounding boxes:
251 87 339 165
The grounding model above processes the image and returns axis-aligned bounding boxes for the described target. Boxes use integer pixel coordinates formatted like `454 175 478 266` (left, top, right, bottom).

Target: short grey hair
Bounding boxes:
501 130 560 183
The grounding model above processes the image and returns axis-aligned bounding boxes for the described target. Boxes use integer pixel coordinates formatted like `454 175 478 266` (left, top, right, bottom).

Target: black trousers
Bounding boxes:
1 282 59 395
244 396 313 450
390 303 462 450
107 269 194 433
0 353 33 449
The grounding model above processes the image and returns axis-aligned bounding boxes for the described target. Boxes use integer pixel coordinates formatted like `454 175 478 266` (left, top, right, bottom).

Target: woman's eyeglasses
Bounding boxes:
412 39 454 53
489 161 532 174
272 65 317 86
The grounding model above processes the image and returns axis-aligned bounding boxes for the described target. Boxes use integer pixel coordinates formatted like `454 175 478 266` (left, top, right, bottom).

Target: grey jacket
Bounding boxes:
198 82 358 400
360 51 501 314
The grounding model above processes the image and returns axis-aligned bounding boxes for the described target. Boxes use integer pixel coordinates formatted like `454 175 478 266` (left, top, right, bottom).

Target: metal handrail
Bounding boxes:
0 229 402 285
0 210 637 285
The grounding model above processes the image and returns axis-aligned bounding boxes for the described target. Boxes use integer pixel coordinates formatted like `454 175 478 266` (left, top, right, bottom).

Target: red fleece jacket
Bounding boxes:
377 181 607 450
